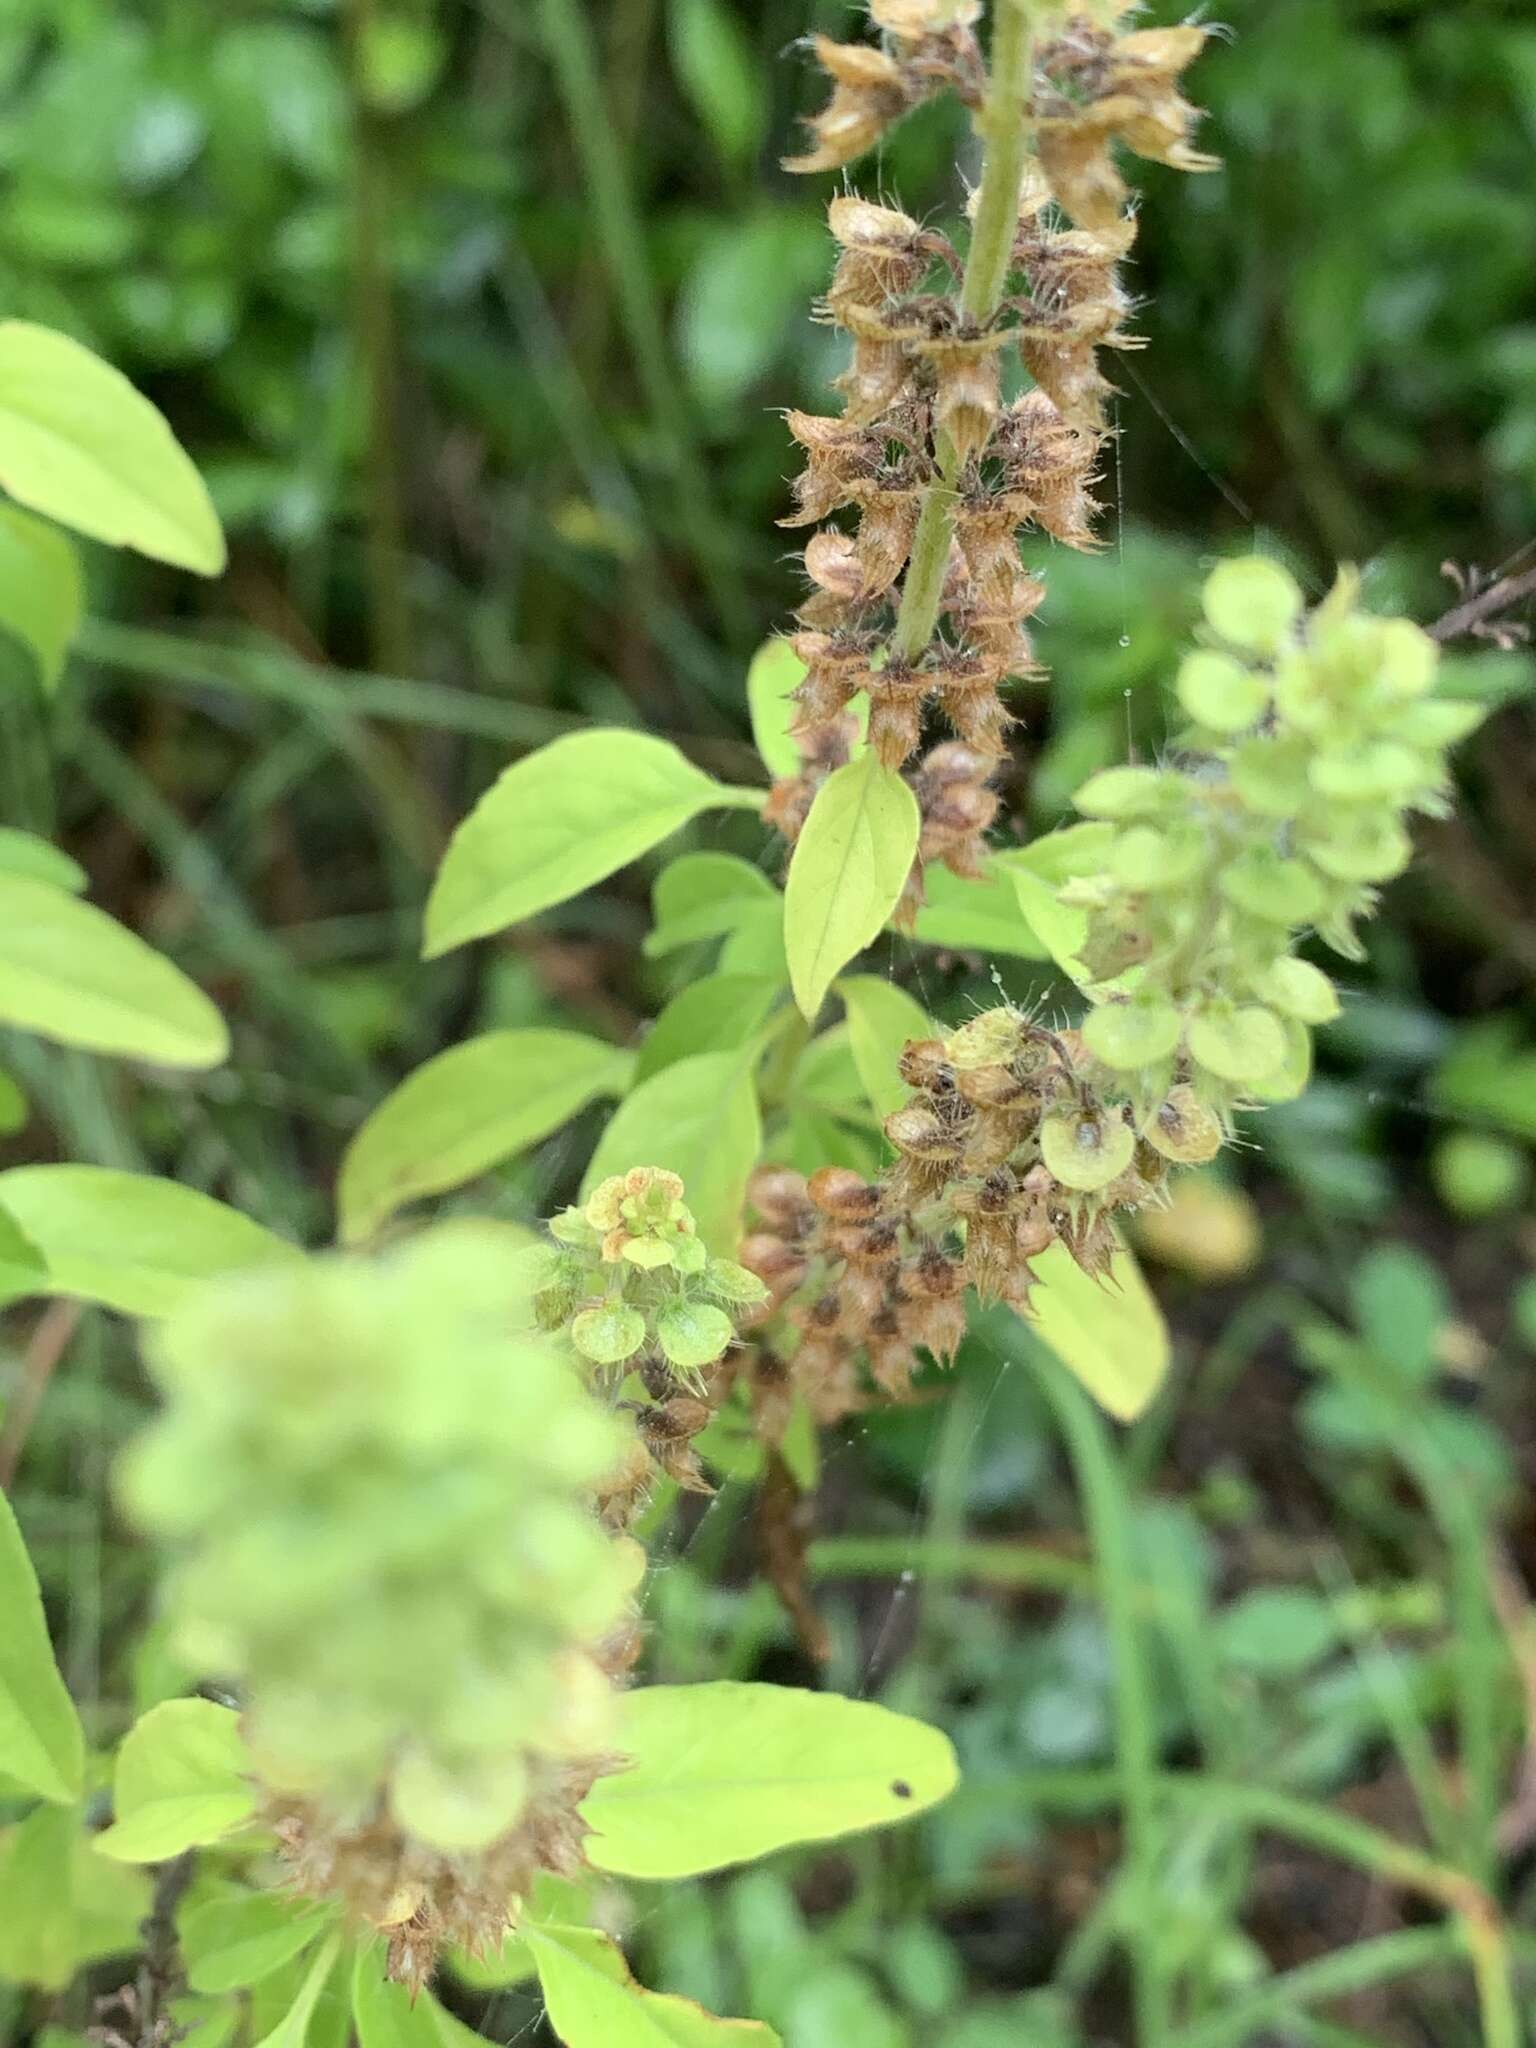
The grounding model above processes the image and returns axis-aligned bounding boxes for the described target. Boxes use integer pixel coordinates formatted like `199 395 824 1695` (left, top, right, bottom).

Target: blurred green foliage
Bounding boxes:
3 1 1536 2042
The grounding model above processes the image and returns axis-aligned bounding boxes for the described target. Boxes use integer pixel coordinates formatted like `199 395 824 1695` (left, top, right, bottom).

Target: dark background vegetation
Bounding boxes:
3 0 1536 2041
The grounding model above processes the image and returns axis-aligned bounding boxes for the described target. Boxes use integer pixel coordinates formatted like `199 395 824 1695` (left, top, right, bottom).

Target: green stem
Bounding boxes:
1175 1928 1464 2048
343 0 414 681
893 0 1037 662
1033 1352 1174 2048
526 0 748 643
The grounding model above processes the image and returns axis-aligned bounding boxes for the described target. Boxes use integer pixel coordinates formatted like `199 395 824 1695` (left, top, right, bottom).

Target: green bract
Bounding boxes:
1201 555 1302 655
117 1229 632 1853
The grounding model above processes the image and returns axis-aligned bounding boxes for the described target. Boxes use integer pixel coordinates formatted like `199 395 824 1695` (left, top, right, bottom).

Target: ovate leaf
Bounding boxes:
580 1683 957 1879
0 1198 46 1307
785 754 918 1020
0 1488 85 1803
745 638 806 780
644 852 777 957
0 1804 150 1988
0 875 228 1067
95 1699 256 1862
0 503 83 690
0 1803 77 1987
581 1052 761 1253
353 1944 457 2048
0 320 225 574
1007 868 1090 987
250 1934 344 2048
528 1923 779 2048
634 976 780 1083
0 827 87 892
338 1030 632 1244
1027 1237 1168 1420
181 1889 337 1995
911 861 1048 960
423 731 761 957
837 976 931 1121
0 1166 298 1317
744 638 868 782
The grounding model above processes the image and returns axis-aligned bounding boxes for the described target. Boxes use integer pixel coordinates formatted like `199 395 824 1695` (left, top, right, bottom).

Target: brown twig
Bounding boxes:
0 1300 83 1490
1429 558 1536 645
92 1852 197 2048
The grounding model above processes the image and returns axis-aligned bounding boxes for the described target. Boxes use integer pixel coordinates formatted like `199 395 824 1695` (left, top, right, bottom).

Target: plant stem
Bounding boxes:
893 0 1036 662
1174 1928 1464 2048
1034 1351 1174 2048
343 0 415 681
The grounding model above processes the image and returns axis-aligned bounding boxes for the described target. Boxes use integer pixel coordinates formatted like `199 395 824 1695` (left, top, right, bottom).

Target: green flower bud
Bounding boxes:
548 1206 599 1249
621 1235 676 1270
1395 698 1485 748
1082 998 1183 1070
1187 1002 1286 1084
1304 815 1411 883
656 1299 735 1375
1308 741 1421 803
1229 736 1313 817
1040 1106 1136 1191
1201 556 1302 655
1373 618 1437 699
1073 765 1177 819
1176 649 1269 733
1250 955 1339 1024
571 1302 648 1364
1245 1014 1312 1101
1110 822 1206 890
1218 848 1326 925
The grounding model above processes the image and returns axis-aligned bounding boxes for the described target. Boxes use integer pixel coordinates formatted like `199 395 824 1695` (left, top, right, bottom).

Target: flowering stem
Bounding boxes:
892 0 1037 663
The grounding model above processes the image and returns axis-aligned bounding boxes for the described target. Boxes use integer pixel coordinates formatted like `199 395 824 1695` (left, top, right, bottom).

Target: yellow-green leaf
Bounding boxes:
580 1051 761 1253
0 1489 85 1804
745 637 807 781
0 874 228 1067
423 730 761 957
785 753 917 1020
95 1700 256 1862
837 976 931 1121
251 1934 344 2048
910 860 1048 960
338 1030 632 1244
181 1889 336 1995
0 827 86 893
0 1166 298 1317
0 502 83 691
528 1923 780 2048
580 1682 957 1879
1006 867 1091 987
1027 1237 1169 1420
0 321 225 574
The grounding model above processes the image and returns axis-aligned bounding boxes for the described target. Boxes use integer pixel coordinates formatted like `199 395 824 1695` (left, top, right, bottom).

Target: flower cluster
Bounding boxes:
784 0 985 176
1059 559 1486 1125
118 1229 642 1984
767 2 1210 921
743 1006 1165 1422
746 564 1486 1424
534 1168 769 1508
